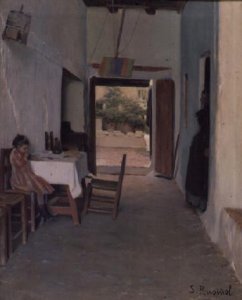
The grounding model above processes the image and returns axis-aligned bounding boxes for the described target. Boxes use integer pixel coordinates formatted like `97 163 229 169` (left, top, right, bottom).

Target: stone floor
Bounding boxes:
1 175 242 300
96 147 151 168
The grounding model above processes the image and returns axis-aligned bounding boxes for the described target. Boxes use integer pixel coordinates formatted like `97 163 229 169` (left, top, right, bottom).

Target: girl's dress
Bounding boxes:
10 148 54 196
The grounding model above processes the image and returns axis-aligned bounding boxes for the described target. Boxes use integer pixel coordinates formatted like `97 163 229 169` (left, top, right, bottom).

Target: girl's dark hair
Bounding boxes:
12 134 30 148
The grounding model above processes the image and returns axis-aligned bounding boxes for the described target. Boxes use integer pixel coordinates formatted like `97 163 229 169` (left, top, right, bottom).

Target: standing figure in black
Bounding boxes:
185 91 210 212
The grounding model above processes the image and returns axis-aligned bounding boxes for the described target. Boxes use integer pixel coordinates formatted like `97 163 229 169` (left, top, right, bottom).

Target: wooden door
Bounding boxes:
88 77 97 174
155 79 175 178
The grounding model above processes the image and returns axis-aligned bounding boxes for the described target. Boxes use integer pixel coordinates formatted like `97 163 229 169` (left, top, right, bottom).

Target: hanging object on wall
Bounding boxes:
99 56 134 77
99 8 134 78
2 5 31 44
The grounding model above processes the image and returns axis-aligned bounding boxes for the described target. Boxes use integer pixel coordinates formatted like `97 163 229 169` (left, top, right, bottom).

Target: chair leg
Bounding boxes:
67 188 80 225
83 184 92 215
81 178 87 200
0 212 7 265
21 200 27 245
7 207 13 255
112 202 119 220
30 193 36 233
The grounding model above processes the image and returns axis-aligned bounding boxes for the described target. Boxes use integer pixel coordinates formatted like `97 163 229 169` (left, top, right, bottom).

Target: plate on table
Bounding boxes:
31 151 64 160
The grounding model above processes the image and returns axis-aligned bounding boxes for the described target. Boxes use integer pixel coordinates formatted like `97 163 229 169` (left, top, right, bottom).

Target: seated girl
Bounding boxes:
10 134 54 221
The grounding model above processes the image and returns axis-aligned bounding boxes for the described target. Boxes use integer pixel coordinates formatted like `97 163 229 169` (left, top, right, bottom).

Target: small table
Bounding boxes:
30 152 89 225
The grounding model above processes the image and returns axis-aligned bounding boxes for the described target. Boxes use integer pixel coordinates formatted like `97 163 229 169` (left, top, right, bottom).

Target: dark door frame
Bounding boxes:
92 77 150 88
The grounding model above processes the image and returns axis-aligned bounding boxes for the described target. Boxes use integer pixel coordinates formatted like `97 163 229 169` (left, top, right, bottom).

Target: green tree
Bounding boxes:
96 87 146 131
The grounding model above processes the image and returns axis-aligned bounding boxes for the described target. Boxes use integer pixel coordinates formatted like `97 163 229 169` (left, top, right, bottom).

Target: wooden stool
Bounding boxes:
0 193 27 255
0 207 7 265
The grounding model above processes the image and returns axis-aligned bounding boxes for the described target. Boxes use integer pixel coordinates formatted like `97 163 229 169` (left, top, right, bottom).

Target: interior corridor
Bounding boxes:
1 175 242 300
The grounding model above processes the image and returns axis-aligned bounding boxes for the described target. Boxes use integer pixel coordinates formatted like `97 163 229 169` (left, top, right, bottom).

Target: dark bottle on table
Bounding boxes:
45 131 51 151
52 137 62 154
49 131 54 151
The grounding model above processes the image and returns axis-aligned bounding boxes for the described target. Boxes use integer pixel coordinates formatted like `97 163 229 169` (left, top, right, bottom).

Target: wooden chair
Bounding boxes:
84 154 126 219
0 193 27 256
0 148 39 233
0 207 7 266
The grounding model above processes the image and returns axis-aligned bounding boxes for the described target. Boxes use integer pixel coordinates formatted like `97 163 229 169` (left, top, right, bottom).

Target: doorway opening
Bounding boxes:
202 56 210 204
186 55 210 211
195 55 210 210
199 54 210 108
89 77 151 175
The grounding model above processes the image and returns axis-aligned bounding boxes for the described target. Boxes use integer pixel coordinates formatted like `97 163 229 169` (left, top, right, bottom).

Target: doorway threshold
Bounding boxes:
97 165 152 176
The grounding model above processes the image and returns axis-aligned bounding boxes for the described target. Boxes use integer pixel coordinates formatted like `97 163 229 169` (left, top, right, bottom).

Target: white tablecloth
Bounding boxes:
30 152 89 198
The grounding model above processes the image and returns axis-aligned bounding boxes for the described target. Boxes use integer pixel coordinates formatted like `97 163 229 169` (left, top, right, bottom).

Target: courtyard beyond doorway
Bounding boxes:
95 85 151 175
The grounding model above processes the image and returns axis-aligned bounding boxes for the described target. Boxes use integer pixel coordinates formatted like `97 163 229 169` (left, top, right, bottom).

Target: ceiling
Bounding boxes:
82 0 188 14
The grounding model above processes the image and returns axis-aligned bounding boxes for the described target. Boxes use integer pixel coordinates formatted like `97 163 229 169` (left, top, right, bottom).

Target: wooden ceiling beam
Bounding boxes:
83 0 188 12
90 63 171 72
92 77 150 87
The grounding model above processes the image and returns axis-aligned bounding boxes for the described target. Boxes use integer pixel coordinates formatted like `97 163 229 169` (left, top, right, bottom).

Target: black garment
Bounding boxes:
185 131 209 197
185 107 209 210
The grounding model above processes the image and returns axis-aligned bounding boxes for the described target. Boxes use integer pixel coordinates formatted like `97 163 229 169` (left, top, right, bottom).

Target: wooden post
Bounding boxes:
115 9 126 58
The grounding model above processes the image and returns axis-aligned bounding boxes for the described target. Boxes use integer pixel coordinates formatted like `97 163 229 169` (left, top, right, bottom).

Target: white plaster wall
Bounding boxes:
0 42 62 151
87 8 179 67
0 0 86 151
87 8 181 168
176 1 218 193
178 1 242 281
63 81 85 132
204 2 242 242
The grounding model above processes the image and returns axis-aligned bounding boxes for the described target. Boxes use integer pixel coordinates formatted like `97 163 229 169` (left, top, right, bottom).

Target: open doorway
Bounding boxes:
89 77 151 175
199 54 210 108
202 56 210 205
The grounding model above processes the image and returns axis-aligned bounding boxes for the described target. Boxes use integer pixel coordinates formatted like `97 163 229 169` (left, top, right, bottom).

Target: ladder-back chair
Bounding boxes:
0 193 27 257
0 148 39 232
84 154 126 219
0 207 7 265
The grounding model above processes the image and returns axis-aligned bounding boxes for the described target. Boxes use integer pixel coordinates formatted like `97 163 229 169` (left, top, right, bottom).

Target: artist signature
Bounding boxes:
189 284 232 297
